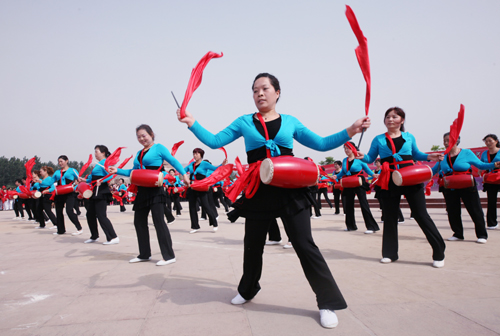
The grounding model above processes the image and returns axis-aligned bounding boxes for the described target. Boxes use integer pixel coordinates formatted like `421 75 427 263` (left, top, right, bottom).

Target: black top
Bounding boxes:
246 115 293 163
380 135 413 169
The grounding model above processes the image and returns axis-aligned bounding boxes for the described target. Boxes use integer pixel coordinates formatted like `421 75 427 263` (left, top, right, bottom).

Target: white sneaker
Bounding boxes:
12 217 20 220
487 225 498 230
477 238 487 244
72 230 83 236
189 229 199 234
103 237 120 245
283 242 293 249
129 257 151 263
84 238 99 243
156 258 176 266
265 240 282 245
380 258 392 263
231 293 247 305
213 227 218 232
433 260 445 268
216 216 219 220
364 230 374 234
311 215 320 219
319 309 338 328
35 226 45 229
199 218 207 221
53 232 65 235
49 226 57 230
447 236 463 241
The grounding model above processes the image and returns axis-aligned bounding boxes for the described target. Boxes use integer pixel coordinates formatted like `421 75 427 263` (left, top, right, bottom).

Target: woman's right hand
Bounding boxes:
177 109 195 128
355 152 365 160
108 167 117 174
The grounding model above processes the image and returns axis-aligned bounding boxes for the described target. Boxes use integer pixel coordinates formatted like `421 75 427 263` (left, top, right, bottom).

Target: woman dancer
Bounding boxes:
184 149 224 233
434 133 499 242
50 155 83 235
481 134 500 229
335 142 379 233
117 179 128 212
358 107 445 267
332 161 343 215
39 166 57 229
317 167 333 210
108 124 189 266
168 169 183 216
79 145 119 245
178 72 370 328
31 170 46 228
13 179 26 220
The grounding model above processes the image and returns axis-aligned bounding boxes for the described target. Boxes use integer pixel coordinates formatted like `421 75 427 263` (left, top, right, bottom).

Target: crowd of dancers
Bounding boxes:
2 73 499 329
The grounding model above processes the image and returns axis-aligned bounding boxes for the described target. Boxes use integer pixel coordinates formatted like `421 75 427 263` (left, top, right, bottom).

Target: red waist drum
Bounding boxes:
333 183 342 190
260 156 319 189
191 184 210 192
31 190 42 199
55 184 75 195
318 182 328 189
18 193 30 199
484 172 500 184
130 170 164 187
444 174 475 189
392 165 432 186
174 186 186 194
340 175 362 188
76 182 93 199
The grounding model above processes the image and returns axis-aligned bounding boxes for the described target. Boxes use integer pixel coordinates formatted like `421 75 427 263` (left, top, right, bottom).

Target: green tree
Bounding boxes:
319 156 335 165
431 145 444 151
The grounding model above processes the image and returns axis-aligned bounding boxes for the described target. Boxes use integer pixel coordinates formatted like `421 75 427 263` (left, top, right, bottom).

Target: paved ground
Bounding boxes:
1 197 499 336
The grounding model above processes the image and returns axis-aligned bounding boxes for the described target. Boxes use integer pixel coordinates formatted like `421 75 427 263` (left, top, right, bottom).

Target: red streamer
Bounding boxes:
179 51 223 119
235 157 244 176
218 147 227 160
105 147 125 170
444 104 465 155
24 157 36 186
171 141 184 157
190 164 233 191
345 5 371 115
344 142 358 157
79 154 93 177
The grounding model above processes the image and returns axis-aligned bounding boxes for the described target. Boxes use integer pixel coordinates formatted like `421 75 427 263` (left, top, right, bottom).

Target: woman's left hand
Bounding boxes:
495 162 500 168
222 158 228 165
346 116 371 137
428 153 444 162
183 174 191 187
95 180 102 187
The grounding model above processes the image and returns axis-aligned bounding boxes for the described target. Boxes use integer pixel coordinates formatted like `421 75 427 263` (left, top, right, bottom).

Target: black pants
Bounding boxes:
74 199 81 215
214 187 229 212
378 198 404 222
163 193 175 223
42 194 57 225
171 193 182 215
86 197 117 241
342 187 379 231
134 202 175 261
13 199 24 218
309 188 321 217
238 208 347 310
381 184 445 261
187 189 218 229
333 189 342 214
485 183 499 227
317 188 333 209
34 198 45 227
25 199 34 219
55 193 82 234
443 188 487 239
268 218 290 243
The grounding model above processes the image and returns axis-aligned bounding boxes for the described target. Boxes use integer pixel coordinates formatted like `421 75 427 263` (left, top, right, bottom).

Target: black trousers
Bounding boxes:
73 199 81 215
485 183 499 227
25 199 34 219
163 193 175 223
342 186 379 231
443 188 487 239
187 189 218 229
55 193 82 234
378 198 404 222
86 197 117 241
317 188 333 209
34 198 46 227
134 202 175 261
381 184 445 261
268 218 290 243
171 193 182 215
42 194 57 225
333 189 342 214
238 208 347 310
309 188 321 217
214 187 229 212
13 199 24 218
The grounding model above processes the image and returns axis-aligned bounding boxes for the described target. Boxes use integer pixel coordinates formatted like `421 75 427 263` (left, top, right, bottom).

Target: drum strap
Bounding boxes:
377 133 413 190
256 113 272 158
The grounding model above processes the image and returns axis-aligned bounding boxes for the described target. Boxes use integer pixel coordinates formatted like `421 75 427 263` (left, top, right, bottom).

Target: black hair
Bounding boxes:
443 132 460 146
253 73 281 102
58 155 69 161
483 134 500 148
193 148 205 158
384 107 406 132
169 169 175 173
344 141 359 151
136 124 155 140
334 160 342 166
95 145 111 157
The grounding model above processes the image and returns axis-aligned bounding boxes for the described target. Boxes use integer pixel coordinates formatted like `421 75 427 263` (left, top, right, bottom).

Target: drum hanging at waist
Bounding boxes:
444 174 475 189
484 172 500 184
340 175 362 188
260 156 319 189
55 184 75 196
76 182 93 199
130 169 164 188
392 165 433 187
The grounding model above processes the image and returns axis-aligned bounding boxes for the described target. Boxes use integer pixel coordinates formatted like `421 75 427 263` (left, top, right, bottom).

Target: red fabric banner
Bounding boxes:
444 104 465 155
171 141 184 157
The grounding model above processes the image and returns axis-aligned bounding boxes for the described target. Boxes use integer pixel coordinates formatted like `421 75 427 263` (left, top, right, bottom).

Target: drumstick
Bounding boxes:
357 129 365 149
171 91 181 108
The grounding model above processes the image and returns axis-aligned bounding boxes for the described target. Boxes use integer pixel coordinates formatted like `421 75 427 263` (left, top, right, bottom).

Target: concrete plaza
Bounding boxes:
1 197 499 335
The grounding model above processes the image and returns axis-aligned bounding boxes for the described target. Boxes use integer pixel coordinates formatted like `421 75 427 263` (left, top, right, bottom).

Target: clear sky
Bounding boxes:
1 0 499 169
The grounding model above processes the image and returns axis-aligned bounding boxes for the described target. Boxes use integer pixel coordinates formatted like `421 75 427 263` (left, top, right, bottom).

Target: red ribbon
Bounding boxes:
179 51 223 119
171 141 184 157
218 147 228 160
444 104 465 155
225 162 262 202
344 142 358 157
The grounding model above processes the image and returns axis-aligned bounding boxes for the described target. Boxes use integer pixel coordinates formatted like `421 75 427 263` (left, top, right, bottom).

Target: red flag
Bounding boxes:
171 141 184 157
191 164 233 191
444 104 465 155
24 157 36 186
79 154 93 177
118 155 133 169
105 147 125 170
346 5 371 115
179 51 223 119
235 156 244 176
218 147 227 160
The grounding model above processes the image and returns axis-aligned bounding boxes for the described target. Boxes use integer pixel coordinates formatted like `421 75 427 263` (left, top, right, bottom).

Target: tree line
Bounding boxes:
0 156 92 188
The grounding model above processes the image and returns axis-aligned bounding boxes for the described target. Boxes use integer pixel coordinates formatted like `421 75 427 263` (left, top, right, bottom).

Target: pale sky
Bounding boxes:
1 0 499 169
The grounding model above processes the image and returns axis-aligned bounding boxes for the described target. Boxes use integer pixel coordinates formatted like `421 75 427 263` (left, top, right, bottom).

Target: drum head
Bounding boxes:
260 158 274 185
33 191 42 199
392 171 403 186
83 190 93 199
157 174 164 187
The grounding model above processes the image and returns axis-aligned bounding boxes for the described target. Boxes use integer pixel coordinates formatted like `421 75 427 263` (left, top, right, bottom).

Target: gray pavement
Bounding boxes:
1 200 499 336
